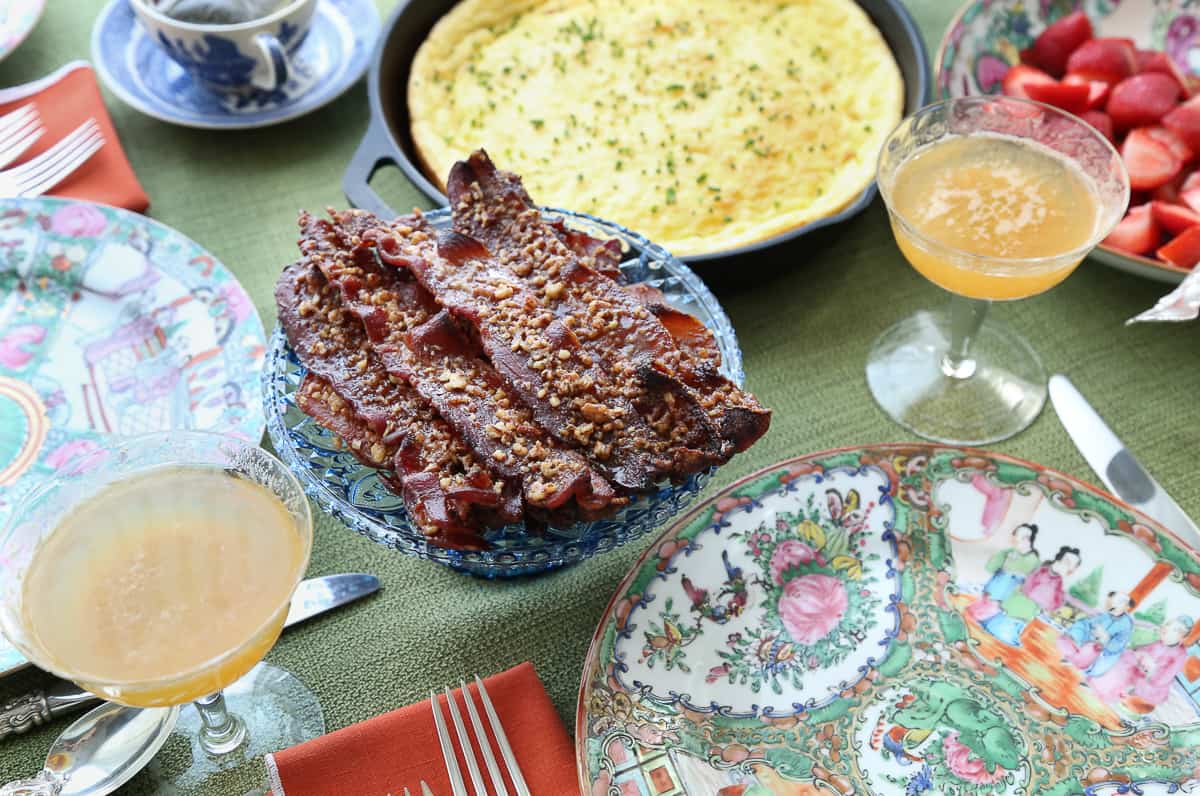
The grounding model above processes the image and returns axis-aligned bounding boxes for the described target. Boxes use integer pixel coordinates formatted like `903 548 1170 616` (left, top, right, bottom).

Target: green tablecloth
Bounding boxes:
2 1 1198 792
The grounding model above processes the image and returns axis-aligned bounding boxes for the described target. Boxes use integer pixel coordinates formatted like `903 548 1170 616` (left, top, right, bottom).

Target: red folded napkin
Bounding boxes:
0 61 149 211
265 662 577 796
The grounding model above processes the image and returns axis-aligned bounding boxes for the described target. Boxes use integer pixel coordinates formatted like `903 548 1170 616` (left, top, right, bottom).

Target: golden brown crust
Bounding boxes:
407 0 904 257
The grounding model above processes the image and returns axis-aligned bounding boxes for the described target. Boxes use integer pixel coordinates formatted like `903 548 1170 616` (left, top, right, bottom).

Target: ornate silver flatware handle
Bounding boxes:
0 687 98 739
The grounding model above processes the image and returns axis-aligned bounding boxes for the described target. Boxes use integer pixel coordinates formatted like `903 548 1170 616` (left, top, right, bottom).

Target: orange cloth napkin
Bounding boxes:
265 662 578 796
0 61 149 211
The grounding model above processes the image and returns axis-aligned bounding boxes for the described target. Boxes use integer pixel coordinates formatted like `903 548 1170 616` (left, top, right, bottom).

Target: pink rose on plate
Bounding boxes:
43 438 109 476
942 731 1006 784
50 204 107 238
0 324 45 369
218 283 253 323
769 539 818 585
778 573 848 645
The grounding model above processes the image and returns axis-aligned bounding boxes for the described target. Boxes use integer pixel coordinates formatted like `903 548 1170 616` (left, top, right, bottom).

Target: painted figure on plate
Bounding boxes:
977 545 1082 646
965 523 1039 622
1059 590 1136 678
1085 614 1193 710
943 472 1200 732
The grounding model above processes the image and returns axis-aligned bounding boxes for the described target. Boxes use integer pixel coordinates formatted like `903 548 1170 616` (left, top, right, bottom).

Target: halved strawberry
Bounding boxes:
1156 225 1200 268
1138 50 1195 97
1152 176 1180 204
1145 125 1193 163
1025 81 1092 114
1183 170 1200 192
1002 64 1057 100
1104 205 1160 255
1080 110 1115 142
1066 38 1139 84
1122 127 1184 190
1107 73 1182 130
1026 11 1094 77
1153 176 1182 203
1181 188 1200 214
1163 95 1200 152
1063 74 1111 109
1151 200 1200 234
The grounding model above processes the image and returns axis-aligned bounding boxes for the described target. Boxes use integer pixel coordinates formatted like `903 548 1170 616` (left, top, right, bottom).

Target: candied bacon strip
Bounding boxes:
445 154 726 465
276 262 519 540
295 373 395 469
624 284 725 374
427 218 725 476
448 150 771 454
299 209 618 514
373 224 663 492
547 218 623 280
295 374 498 550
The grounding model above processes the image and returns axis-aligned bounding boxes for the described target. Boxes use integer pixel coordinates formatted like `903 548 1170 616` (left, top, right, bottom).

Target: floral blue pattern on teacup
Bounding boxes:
154 21 303 100
130 0 315 94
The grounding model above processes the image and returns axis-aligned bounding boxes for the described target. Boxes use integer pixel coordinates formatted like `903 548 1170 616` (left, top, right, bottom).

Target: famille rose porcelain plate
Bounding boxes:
577 445 1200 795
937 0 1194 285
0 0 45 63
0 198 266 676
0 0 45 64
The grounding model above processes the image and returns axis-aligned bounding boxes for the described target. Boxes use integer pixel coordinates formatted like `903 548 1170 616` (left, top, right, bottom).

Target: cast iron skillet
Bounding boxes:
342 0 932 263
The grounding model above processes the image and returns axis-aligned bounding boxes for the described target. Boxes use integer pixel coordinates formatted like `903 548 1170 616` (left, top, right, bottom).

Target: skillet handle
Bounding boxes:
342 116 398 220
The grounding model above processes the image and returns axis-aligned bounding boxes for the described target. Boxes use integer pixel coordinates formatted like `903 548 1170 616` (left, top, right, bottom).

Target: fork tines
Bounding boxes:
3 118 103 198
431 676 531 796
0 104 43 170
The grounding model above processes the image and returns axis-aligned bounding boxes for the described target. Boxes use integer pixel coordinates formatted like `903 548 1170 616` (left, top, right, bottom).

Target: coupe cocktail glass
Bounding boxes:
0 431 322 791
867 96 1129 444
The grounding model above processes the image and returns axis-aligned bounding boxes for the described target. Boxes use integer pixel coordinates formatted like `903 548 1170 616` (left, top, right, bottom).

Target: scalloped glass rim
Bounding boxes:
263 207 745 578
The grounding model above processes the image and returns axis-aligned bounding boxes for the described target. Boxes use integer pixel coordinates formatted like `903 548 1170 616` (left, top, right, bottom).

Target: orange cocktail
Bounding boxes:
867 96 1129 446
0 432 320 792
889 135 1101 300
20 466 306 707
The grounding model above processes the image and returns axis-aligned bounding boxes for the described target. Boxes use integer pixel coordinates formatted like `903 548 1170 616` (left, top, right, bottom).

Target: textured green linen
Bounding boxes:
1 1 1199 792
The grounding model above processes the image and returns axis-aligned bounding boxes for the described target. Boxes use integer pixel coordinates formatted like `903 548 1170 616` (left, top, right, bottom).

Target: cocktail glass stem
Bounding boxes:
193 691 246 755
942 294 989 380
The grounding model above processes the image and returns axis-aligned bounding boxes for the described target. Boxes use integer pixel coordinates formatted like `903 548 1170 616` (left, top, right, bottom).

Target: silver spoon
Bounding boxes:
0 702 179 795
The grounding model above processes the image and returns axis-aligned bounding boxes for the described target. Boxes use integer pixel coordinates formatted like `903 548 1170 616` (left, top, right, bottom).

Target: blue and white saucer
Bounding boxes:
91 0 379 130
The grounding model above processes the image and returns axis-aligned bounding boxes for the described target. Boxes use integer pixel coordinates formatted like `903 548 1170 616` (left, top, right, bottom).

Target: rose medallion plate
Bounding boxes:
577 445 1200 795
0 198 266 677
0 0 45 64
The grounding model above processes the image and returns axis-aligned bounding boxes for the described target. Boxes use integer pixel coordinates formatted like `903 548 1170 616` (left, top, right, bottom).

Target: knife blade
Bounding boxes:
0 573 380 740
1049 374 1200 549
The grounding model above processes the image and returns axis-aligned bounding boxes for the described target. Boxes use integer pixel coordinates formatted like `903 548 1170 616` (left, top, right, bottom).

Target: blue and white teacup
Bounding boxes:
129 0 317 95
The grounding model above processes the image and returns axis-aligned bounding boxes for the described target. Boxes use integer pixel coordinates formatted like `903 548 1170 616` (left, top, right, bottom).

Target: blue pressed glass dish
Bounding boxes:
262 207 744 577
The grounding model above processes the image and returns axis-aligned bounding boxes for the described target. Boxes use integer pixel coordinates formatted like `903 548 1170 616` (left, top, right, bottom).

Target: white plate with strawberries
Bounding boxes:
937 0 1200 284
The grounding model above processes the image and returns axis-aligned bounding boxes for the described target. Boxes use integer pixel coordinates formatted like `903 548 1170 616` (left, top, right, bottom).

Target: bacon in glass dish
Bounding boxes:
276 262 520 545
298 210 618 519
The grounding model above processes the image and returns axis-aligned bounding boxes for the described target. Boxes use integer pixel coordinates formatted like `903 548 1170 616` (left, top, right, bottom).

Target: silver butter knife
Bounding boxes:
1049 374 1200 549
0 572 380 739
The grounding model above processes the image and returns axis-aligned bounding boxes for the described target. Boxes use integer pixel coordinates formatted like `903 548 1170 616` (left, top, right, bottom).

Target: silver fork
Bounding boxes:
0 119 103 198
0 105 43 170
402 783 435 796
431 676 531 796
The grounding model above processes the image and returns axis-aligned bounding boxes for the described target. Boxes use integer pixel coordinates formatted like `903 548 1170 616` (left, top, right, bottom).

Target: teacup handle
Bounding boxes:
251 32 290 92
